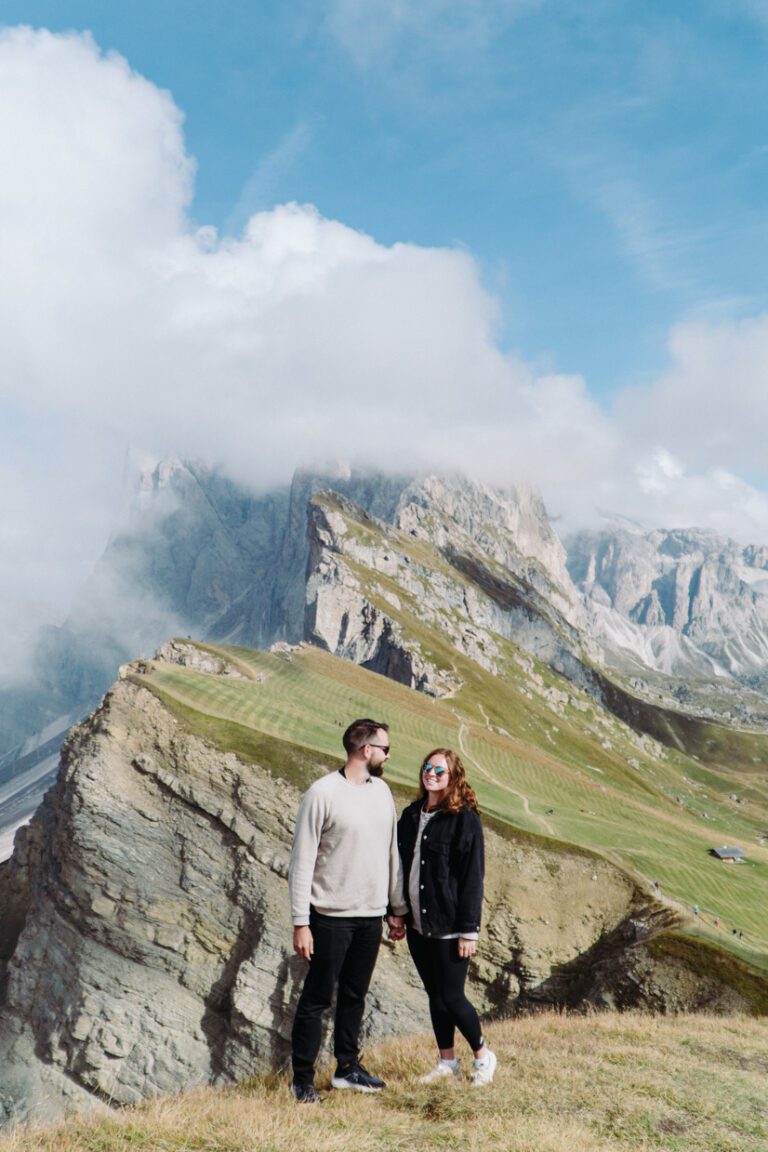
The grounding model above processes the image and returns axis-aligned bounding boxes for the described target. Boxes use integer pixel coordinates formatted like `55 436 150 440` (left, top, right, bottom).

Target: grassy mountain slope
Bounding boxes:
132 636 768 967
2 1012 766 1152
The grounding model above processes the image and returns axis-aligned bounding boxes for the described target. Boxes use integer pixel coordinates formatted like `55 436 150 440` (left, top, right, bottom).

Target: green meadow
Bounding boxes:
132 635 768 967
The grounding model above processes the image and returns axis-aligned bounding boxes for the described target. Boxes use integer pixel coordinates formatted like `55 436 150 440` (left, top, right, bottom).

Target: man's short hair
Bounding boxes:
342 718 389 754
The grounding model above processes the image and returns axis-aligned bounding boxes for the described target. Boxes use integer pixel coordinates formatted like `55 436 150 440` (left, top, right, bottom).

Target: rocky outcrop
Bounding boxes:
396 475 585 632
0 672 426 1126
303 483 596 698
304 498 462 696
1 646 743 1128
568 526 768 693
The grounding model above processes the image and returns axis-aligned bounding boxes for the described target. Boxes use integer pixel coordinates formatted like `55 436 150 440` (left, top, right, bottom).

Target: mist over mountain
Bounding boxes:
0 461 416 784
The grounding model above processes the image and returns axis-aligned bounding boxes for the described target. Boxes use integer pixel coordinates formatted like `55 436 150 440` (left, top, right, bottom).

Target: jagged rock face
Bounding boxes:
271 466 411 644
0 649 716 1127
303 484 594 698
304 500 463 695
396 475 585 631
568 527 768 689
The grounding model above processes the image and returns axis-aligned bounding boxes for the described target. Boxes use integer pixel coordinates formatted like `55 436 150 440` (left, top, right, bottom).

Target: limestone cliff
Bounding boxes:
568 526 768 701
303 484 593 698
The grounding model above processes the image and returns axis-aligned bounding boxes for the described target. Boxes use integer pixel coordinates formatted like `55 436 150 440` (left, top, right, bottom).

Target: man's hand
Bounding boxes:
458 938 477 959
387 915 405 941
293 925 314 960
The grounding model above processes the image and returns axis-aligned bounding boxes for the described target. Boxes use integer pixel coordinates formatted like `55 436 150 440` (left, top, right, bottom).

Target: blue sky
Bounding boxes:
5 0 768 399
3 3 768 672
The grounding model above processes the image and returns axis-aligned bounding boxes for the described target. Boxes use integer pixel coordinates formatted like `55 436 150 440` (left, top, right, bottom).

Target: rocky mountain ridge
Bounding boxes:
1 643 755 1128
567 526 768 718
0 463 595 846
304 488 594 699
5 462 768 857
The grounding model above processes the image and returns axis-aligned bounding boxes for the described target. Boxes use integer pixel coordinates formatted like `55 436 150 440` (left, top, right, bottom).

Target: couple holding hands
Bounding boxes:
288 717 496 1103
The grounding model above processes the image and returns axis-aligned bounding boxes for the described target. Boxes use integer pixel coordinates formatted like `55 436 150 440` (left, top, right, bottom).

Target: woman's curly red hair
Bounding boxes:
417 747 479 813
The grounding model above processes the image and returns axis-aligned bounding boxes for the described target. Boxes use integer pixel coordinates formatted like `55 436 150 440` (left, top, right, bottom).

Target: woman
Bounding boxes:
397 748 496 1086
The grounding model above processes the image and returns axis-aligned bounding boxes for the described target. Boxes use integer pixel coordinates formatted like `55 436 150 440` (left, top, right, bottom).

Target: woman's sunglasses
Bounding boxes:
422 763 448 777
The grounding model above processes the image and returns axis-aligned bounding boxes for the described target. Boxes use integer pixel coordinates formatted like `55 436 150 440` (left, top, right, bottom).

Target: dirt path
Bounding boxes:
453 713 557 837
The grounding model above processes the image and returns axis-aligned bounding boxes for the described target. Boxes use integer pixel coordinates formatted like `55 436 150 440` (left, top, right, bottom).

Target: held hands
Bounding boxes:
293 925 314 960
458 937 477 959
386 915 406 941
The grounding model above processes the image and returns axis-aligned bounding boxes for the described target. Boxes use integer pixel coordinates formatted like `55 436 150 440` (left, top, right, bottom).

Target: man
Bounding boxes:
288 718 407 1103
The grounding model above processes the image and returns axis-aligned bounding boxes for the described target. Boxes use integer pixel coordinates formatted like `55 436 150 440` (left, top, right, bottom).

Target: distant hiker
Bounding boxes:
397 748 497 1087
654 879 661 892
692 904 700 917
288 718 407 1104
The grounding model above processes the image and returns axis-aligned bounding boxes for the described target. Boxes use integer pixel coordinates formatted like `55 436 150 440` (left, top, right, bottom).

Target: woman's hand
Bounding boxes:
387 915 406 941
458 937 477 959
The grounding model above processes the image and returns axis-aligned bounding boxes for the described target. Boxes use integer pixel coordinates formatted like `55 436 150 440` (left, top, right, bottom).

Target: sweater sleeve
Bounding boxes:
387 793 408 916
288 786 326 927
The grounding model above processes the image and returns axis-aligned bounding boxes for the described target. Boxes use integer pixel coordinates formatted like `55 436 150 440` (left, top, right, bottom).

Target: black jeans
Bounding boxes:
407 926 483 1052
291 909 383 1085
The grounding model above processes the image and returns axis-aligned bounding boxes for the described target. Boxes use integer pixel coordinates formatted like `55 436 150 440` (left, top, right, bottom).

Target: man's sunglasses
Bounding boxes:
422 763 448 777
366 743 390 754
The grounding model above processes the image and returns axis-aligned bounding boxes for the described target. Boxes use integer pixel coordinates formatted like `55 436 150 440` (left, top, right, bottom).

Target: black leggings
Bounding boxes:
407 926 483 1052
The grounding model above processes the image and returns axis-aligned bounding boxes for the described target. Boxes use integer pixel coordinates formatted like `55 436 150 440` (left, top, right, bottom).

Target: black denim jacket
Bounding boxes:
397 800 484 937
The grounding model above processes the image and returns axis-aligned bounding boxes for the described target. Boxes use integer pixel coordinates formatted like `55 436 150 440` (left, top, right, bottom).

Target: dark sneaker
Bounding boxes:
291 1081 321 1104
331 1062 385 1092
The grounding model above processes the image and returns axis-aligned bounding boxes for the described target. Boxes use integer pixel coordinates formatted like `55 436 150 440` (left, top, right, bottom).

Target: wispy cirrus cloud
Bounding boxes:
224 121 312 236
326 0 541 74
593 177 702 296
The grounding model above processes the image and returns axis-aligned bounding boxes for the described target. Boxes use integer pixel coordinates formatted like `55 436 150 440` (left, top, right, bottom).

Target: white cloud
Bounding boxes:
616 314 768 478
2 25 768 684
636 448 684 495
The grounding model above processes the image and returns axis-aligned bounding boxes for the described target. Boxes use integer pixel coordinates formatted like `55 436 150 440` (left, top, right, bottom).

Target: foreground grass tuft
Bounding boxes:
2 1013 766 1152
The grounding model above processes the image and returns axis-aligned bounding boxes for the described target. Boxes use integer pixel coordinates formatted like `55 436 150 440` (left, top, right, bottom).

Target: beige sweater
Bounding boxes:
289 770 407 925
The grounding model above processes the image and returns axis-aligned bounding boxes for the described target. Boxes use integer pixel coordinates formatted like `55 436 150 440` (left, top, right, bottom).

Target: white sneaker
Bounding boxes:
419 1059 461 1084
470 1049 497 1087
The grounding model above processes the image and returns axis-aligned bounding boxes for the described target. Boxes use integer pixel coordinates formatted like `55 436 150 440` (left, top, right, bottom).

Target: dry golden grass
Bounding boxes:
1 1012 766 1152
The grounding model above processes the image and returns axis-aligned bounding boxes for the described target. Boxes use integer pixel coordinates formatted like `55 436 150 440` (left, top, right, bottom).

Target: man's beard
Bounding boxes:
369 762 384 778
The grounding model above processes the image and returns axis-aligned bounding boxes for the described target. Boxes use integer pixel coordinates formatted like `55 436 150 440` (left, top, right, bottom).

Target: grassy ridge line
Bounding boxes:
1 1013 767 1151
129 642 768 961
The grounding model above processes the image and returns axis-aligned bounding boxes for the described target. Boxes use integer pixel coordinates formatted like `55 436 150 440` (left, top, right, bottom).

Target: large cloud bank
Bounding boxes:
1 27 767 675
